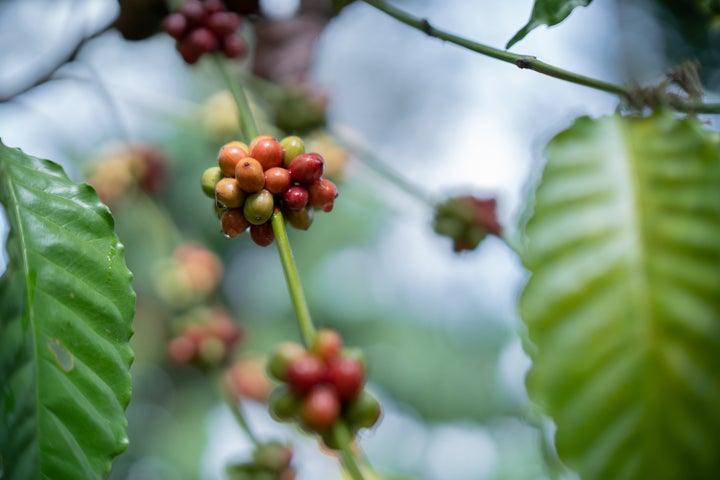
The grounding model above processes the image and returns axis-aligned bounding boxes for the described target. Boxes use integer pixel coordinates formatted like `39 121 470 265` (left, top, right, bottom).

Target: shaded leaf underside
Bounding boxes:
521 112 720 479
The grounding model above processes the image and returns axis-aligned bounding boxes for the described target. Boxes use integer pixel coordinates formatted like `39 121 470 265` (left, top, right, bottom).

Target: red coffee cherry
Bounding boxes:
207 11 241 36
263 167 291 195
286 355 327 394
251 136 284 170
311 329 343 362
167 335 196 363
287 153 324 185
235 157 265 192
221 208 250 238
299 385 340 432
179 0 206 25
308 178 338 212
222 34 246 59
177 38 203 64
187 27 218 53
215 177 244 208
326 357 365 401
282 186 309 210
218 141 249 177
283 205 314 231
250 221 275 247
162 13 188 39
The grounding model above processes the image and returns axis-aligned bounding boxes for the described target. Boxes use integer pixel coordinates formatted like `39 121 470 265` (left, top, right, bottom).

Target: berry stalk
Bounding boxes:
270 209 316 347
214 55 259 141
333 422 366 480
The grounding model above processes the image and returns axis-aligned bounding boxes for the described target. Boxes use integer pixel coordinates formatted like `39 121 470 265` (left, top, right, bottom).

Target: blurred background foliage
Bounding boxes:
0 0 718 479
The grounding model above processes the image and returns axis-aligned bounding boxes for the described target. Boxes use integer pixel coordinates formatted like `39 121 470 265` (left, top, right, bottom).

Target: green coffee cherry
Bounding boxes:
268 386 301 421
283 205 314 231
280 135 305 167
344 390 381 429
243 189 274 225
201 166 224 198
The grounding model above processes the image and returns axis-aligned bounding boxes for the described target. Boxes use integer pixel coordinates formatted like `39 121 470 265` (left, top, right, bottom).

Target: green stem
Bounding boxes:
271 210 316 348
332 422 366 480
214 56 259 142
222 390 261 447
360 0 720 114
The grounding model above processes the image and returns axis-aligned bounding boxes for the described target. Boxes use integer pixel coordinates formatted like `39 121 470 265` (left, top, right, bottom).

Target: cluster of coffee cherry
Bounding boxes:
201 135 338 246
433 195 502 252
266 330 381 448
167 307 244 368
162 0 246 64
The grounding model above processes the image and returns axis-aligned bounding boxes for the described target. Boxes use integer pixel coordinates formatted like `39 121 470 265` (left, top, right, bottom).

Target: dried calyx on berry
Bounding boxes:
201 134 339 246
162 0 247 64
433 195 502 252
266 329 381 448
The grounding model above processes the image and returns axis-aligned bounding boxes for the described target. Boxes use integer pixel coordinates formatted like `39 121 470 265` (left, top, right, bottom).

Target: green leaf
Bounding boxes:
0 140 135 479
520 111 720 479
506 0 592 49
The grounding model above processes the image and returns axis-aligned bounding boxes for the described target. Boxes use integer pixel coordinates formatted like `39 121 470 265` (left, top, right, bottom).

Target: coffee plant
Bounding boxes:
1 0 719 479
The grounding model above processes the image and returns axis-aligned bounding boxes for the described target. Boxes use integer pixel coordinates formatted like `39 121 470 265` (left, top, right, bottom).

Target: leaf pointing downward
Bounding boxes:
507 0 592 49
520 111 720 480
0 140 135 479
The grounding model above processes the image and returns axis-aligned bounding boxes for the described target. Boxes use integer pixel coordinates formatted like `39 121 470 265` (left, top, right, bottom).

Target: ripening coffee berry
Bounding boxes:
221 208 250 238
283 205 314 231
311 329 343 362
201 166 224 198
162 13 188 39
178 38 202 64
251 136 284 170
215 177 244 208
282 186 309 211
218 141 249 176
344 390 381 429
326 357 365 401
168 335 196 363
206 11 241 36
263 167 291 195
268 387 301 421
235 158 265 192
308 178 338 212
286 355 327 394
280 136 305 167
299 385 340 432
287 153 324 185
243 189 274 225
179 0 206 25
250 221 275 247
187 27 218 53
222 34 246 59
198 336 227 365
268 342 306 381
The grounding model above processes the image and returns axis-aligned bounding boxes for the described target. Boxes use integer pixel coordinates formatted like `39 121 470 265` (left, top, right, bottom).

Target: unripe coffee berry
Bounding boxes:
308 178 338 212
282 186 309 211
250 221 275 247
280 136 305 167
288 153 324 185
268 386 301 421
201 166 224 198
243 189 275 225
311 329 343 362
251 136 284 170
326 357 364 401
218 141 249 177
345 390 381 429
215 177 244 208
235 158 265 192
268 342 306 381
299 385 340 432
263 167 291 195
221 208 250 238
283 205 314 231
286 355 327 394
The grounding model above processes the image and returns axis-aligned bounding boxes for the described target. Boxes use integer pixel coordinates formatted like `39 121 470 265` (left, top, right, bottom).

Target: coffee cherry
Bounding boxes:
327 357 364 401
203 0 225 13
218 141 249 177
222 34 247 59
251 136 284 170
162 13 188 39
268 342 306 381
177 38 203 64
187 27 218 53
201 166 224 198
311 329 343 362
286 355 327 394
269 387 301 421
280 136 305 167
282 186 309 211
207 11 240 36
243 189 274 225
344 390 381 429
252 441 293 472
287 153 324 184
168 335 196 363
215 177 244 208
263 167 291 195
299 385 340 432
283 205 314 231
250 221 275 247
221 208 250 238
249 134 274 152
308 178 338 212
179 0 206 26
198 336 226 365
235 157 265 193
